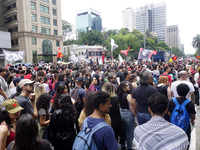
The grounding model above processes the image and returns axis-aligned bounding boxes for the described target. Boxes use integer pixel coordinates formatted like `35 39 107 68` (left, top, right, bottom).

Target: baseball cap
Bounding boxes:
1 99 23 114
13 77 22 86
75 77 85 82
18 79 34 88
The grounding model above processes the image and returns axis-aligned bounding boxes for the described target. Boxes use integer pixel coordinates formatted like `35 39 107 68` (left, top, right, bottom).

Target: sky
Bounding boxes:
61 0 200 54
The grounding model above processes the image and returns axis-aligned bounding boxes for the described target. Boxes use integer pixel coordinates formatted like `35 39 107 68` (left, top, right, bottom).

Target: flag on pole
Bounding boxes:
120 46 130 56
57 48 63 58
119 54 123 64
99 56 103 65
110 39 118 52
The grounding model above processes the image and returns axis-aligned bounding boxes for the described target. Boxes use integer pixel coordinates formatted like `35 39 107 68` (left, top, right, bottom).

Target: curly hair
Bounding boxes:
85 91 97 116
36 93 52 111
34 82 45 102
139 71 151 85
102 82 115 98
117 81 128 97
93 91 110 110
52 84 66 112
59 94 76 123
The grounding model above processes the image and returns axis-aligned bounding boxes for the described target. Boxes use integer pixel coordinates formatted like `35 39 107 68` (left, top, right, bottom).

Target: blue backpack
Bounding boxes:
72 118 109 150
170 97 190 132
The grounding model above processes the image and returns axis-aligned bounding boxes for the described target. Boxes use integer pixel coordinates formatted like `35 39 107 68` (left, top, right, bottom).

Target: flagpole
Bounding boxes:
111 49 113 64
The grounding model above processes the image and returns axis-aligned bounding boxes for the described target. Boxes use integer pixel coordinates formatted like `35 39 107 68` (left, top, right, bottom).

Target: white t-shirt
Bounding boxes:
171 80 195 99
43 83 50 93
194 72 199 87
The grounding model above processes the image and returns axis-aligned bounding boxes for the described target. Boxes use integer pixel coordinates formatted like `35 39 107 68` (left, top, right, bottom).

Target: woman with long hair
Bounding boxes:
48 94 77 150
7 114 52 150
51 84 68 113
102 82 126 147
0 99 23 150
34 76 45 102
36 93 52 139
117 81 136 150
87 77 97 93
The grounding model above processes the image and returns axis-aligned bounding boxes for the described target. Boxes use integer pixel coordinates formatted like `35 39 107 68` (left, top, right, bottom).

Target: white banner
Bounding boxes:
70 52 79 63
3 49 25 62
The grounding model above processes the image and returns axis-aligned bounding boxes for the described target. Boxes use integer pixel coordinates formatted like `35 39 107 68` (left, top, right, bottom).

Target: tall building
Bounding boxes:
0 0 63 63
180 44 184 53
166 25 180 49
122 7 136 32
136 2 167 42
76 8 102 33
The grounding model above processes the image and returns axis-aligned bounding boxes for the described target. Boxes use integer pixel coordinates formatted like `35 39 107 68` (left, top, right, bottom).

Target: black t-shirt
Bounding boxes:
119 93 129 109
168 97 196 116
155 85 168 98
117 71 125 82
133 85 158 113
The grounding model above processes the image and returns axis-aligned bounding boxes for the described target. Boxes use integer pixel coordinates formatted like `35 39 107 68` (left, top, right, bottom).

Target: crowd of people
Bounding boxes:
0 59 198 150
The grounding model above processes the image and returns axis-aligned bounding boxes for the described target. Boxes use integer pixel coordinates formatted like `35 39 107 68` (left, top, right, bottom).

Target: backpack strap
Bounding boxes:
83 117 88 128
182 99 190 107
172 97 179 106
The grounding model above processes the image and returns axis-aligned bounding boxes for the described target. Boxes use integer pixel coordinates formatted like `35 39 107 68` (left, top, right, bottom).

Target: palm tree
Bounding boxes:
192 34 200 55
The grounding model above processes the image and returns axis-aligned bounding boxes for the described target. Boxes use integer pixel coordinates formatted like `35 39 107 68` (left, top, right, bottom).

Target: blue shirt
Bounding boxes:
83 116 118 150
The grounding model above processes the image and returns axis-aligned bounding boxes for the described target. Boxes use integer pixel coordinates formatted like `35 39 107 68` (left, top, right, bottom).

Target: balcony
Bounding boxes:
1 0 16 7
3 8 17 19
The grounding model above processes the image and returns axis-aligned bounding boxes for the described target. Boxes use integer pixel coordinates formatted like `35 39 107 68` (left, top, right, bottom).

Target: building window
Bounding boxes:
41 27 50 34
42 40 53 62
56 40 60 46
11 39 18 46
54 30 57 35
52 0 56 5
31 2 36 10
32 38 36 45
41 16 50 24
40 5 49 13
31 14 37 22
32 25 37 32
42 0 49 3
53 19 57 26
53 9 57 16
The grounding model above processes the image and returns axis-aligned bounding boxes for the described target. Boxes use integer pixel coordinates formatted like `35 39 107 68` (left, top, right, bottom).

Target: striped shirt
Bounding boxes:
133 116 189 150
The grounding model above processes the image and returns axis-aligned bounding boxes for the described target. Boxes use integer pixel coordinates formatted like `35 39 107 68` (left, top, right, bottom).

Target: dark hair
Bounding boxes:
177 83 190 97
147 93 168 115
93 91 110 110
58 74 66 81
13 114 38 150
37 70 44 76
0 111 11 127
85 91 97 116
36 93 51 111
59 94 76 123
123 70 128 78
52 84 66 112
164 66 169 72
0 67 7 73
139 71 151 85
117 81 128 97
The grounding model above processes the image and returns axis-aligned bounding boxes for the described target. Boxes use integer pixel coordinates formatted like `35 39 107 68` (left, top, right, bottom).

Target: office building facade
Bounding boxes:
122 7 136 32
0 0 63 63
136 2 167 42
76 8 102 33
166 25 180 49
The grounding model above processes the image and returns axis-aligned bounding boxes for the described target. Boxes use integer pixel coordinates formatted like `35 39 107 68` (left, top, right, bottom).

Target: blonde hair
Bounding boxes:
34 82 45 102
102 82 115 98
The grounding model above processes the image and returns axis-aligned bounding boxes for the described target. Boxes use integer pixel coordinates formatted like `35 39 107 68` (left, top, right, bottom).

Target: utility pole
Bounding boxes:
142 6 146 49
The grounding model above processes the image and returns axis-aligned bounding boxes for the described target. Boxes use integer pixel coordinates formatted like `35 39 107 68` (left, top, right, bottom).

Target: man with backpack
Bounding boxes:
73 91 118 150
168 83 196 143
133 93 189 150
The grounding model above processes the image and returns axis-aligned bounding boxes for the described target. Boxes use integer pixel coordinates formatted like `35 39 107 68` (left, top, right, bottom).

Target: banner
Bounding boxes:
70 52 79 63
138 48 157 60
3 49 25 62
110 39 118 52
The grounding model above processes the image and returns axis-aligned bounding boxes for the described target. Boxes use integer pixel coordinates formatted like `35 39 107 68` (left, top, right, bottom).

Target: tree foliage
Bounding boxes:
62 20 72 36
192 34 200 55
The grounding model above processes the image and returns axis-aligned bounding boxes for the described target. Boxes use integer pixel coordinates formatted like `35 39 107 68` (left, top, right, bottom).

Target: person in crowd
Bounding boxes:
48 94 77 150
193 67 200 105
102 82 126 149
0 99 23 150
34 76 45 103
132 71 158 125
87 77 97 93
24 68 32 80
51 84 68 112
133 93 189 150
92 67 102 91
78 91 111 129
162 66 172 87
54 74 66 91
171 71 195 103
7 114 52 150
81 91 119 150
9 77 21 96
16 79 37 119
43 76 50 93
117 81 136 150
36 93 51 139
131 74 138 89
168 83 196 143
0 67 9 99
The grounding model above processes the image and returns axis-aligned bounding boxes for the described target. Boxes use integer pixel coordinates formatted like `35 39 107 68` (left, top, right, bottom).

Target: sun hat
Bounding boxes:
1 99 23 114
18 79 34 88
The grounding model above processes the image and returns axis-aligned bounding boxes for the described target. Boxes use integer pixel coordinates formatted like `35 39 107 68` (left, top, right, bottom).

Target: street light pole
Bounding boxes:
142 6 146 49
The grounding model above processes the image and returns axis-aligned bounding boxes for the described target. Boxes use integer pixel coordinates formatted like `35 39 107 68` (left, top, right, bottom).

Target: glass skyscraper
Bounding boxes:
76 8 102 33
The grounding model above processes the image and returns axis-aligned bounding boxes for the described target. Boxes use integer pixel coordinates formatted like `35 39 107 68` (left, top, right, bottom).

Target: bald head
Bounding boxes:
179 71 188 80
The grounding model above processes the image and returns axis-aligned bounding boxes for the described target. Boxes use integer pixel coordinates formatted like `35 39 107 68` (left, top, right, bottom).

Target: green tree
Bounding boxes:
171 47 185 57
119 28 130 35
192 34 200 55
102 29 118 40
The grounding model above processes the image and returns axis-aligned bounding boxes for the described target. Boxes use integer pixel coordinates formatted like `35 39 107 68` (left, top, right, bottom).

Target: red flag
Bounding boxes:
57 48 63 58
152 51 157 55
173 56 177 61
120 46 130 56
102 55 105 63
